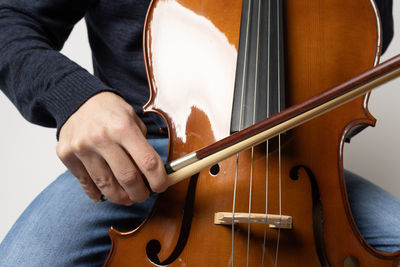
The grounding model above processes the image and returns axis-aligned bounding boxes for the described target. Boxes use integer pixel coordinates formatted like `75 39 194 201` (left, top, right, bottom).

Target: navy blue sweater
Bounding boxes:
0 0 393 137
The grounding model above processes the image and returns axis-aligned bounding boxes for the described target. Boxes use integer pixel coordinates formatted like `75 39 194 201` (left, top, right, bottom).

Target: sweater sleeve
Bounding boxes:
0 0 118 135
375 0 393 54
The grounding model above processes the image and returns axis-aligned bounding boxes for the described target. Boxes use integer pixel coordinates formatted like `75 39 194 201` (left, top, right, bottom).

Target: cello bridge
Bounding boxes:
214 212 292 229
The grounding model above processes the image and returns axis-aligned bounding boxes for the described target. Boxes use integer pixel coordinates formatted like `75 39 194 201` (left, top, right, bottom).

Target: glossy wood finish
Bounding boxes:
195 53 400 161
165 54 400 187
105 0 400 266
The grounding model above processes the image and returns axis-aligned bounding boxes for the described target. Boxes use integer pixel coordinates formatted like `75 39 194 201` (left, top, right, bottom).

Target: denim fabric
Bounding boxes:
345 169 400 253
0 139 399 266
0 138 166 267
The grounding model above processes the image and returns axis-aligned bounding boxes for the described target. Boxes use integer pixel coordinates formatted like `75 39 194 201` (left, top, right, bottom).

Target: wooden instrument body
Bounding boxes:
105 0 400 266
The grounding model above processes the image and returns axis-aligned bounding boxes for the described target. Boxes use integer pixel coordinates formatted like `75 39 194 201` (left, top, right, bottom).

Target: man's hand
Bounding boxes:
57 91 168 205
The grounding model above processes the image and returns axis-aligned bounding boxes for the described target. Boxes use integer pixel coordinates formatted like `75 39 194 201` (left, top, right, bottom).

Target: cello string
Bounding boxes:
246 147 255 267
274 136 282 267
232 154 240 267
237 0 253 132
261 0 272 265
233 0 253 266
274 0 282 265
246 0 262 265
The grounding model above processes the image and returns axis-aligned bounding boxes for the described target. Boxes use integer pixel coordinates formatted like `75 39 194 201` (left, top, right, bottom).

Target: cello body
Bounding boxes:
105 0 400 266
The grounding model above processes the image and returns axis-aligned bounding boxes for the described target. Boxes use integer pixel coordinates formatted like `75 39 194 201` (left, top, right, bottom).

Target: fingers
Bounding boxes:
57 141 136 205
119 124 168 193
56 145 101 202
98 144 150 202
77 152 134 205
57 124 164 205
56 92 168 205
132 111 147 136
91 112 167 197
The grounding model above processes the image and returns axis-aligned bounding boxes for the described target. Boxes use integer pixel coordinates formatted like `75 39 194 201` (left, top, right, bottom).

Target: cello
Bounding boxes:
105 0 400 266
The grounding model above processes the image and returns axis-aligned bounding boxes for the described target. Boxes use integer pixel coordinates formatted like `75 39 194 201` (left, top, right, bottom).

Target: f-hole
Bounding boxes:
290 165 330 267
146 173 199 265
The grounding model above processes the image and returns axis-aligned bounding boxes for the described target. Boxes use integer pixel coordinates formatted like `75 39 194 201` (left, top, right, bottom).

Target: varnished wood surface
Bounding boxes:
194 54 400 160
166 55 400 187
105 0 400 266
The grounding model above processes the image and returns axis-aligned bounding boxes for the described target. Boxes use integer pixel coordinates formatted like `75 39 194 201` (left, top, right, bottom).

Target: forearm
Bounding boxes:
0 1 116 133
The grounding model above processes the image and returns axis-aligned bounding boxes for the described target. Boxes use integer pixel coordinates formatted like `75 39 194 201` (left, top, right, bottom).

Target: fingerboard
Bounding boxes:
231 0 285 133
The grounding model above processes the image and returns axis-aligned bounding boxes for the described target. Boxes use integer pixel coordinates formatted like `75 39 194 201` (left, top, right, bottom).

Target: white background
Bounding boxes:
1 3 400 242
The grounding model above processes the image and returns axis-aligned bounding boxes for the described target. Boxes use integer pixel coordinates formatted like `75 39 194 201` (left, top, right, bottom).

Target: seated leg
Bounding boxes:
0 138 168 266
345 169 400 253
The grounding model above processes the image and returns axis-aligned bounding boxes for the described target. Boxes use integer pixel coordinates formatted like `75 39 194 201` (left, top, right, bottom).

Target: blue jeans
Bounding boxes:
1 138 399 266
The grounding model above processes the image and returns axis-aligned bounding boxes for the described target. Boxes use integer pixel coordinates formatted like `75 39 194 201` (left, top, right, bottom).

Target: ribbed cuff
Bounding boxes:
43 68 119 139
